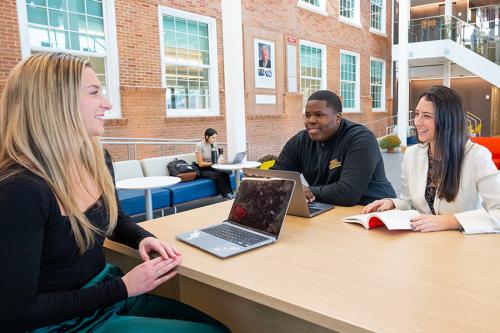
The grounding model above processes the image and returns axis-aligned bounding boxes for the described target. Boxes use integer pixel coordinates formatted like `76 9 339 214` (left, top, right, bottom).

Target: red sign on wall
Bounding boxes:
287 36 297 45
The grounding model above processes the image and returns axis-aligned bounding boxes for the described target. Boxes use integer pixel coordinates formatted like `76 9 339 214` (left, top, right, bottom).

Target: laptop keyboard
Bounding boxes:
201 224 268 247
308 207 322 214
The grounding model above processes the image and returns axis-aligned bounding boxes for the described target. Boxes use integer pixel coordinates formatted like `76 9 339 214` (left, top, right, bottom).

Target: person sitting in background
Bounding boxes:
363 85 500 234
273 90 396 206
0 53 229 332
195 128 234 200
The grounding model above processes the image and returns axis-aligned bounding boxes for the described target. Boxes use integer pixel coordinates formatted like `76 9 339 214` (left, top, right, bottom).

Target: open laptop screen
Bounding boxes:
227 177 295 237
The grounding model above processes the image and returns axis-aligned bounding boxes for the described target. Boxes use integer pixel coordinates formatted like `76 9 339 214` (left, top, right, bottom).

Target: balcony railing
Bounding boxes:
395 15 500 65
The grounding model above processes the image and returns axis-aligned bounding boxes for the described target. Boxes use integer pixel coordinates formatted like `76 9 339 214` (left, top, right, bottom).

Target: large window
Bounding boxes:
370 58 385 111
159 7 219 117
18 0 121 118
297 0 327 14
299 40 327 105
340 50 360 111
339 0 360 24
370 0 386 33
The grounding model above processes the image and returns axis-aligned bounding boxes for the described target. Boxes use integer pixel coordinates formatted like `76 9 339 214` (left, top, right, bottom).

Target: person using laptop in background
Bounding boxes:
273 90 396 206
363 86 500 234
0 53 229 332
195 128 235 200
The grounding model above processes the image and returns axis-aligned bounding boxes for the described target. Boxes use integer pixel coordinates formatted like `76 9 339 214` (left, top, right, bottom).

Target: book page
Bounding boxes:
343 210 420 230
342 214 370 229
371 210 420 230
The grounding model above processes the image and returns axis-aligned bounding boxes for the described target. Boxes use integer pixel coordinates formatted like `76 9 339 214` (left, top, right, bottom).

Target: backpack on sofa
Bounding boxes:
167 159 197 182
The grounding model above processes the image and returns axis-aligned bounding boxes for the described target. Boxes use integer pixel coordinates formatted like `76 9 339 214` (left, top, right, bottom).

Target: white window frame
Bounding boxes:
369 0 387 35
370 57 386 112
158 6 220 118
339 49 360 112
299 39 327 103
339 0 361 27
297 0 328 16
16 0 122 119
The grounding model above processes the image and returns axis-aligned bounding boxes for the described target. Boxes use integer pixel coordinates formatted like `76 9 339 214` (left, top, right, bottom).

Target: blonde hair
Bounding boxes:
0 52 118 253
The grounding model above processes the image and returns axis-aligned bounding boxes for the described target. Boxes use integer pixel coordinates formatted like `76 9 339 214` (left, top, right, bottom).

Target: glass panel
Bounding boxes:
187 20 198 34
165 32 176 47
68 0 85 14
188 34 198 49
200 81 209 95
88 34 105 53
199 23 208 37
199 36 209 51
163 16 175 31
165 46 176 62
27 6 49 25
69 13 87 33
175 18 187 33
176 95 187 109
188 94 198 109
87 17 104 35
30 0 47 6
86 0 103 17
201 51 210 65
188 81 200 94
188 50 201 65
48 0 65 10
201 68 209 81
69 31 84 50
49 9 67 30
29 26 50 47
50 29 69 48
176 32 188 48
177 48 189 64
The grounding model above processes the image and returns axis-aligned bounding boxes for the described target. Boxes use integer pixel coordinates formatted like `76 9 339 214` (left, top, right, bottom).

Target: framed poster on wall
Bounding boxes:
254 38 275 89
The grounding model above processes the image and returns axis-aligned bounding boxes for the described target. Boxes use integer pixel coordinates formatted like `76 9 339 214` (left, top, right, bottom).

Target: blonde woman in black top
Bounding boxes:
0 53 228 332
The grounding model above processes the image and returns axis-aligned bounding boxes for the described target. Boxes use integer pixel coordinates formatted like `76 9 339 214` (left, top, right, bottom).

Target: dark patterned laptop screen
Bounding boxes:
227 177 295 237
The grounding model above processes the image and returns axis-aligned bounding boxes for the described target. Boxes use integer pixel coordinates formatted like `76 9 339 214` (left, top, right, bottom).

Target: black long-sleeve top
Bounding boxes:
0 152 154 332
273 119 396 206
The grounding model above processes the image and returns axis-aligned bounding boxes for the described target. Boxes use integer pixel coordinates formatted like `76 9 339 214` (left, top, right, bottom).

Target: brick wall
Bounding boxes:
0 0 393 161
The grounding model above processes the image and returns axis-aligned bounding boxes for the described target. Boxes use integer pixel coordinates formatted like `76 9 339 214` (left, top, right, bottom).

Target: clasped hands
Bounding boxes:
362 199 462 232
122 237 182 297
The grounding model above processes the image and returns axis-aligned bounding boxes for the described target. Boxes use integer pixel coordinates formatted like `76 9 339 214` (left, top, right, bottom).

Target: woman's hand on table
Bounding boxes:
138 237 182 261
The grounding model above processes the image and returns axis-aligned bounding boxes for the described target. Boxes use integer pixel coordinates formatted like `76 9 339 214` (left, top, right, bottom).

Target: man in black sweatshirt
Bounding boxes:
273 90 396 206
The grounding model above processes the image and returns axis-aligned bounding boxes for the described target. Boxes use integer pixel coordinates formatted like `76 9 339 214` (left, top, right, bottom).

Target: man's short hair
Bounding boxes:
307 90 342 114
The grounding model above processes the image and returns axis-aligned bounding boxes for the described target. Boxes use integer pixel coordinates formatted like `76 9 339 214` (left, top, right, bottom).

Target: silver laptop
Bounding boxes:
242 168 334 218
220 151 246 165
176 177 295 258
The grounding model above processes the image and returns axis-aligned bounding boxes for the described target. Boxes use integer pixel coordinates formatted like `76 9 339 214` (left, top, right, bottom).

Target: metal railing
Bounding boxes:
361 113 415 138
395 15 500 65
409 15 500 65
101 137 251 161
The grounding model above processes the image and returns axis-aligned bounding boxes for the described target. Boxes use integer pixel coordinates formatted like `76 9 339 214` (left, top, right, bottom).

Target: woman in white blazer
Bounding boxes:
364 85 500 234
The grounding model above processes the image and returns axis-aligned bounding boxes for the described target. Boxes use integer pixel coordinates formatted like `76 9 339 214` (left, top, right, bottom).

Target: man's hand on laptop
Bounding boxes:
303 186 316 203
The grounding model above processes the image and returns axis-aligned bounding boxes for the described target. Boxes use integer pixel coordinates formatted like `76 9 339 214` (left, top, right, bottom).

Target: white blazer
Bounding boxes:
392 140 500 234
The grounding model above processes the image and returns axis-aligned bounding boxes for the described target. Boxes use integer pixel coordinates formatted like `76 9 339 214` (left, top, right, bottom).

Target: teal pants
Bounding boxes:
33 265 230 333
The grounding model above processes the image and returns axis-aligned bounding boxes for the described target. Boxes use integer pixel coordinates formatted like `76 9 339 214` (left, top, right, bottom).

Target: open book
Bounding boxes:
342 210 420 230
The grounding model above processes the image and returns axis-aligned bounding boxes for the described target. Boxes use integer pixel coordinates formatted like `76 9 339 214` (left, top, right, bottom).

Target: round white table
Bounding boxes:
116 176 181 220
212 161 261 189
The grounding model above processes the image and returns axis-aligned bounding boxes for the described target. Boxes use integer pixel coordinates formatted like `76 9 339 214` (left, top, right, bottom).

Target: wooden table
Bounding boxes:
104 201 500 333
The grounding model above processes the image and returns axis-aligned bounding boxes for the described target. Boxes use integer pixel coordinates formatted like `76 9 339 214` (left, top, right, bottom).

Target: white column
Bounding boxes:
397 0 410 147
442 61 451 87
221 0 247 160
445 0 452 17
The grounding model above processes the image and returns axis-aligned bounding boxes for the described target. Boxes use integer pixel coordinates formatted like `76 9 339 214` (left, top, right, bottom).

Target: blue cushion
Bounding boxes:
117 188 171 216
169 179 218 205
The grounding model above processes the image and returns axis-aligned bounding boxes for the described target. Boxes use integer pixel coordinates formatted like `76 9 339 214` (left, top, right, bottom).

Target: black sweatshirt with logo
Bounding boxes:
274 119 396 206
